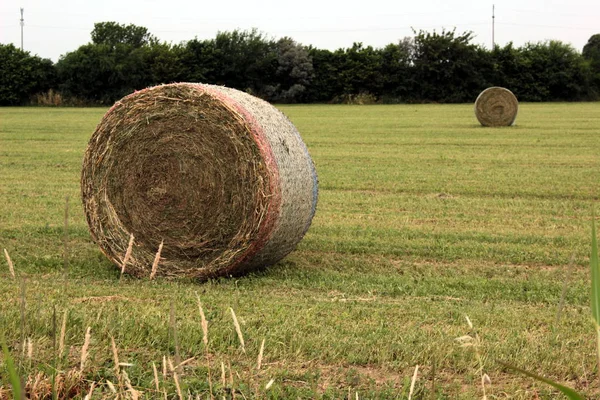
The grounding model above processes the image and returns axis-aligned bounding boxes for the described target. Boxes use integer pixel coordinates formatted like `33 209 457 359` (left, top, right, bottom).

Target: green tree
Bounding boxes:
180 38 219 83
57 22 176 103
0 44 55 105
305 47 343 102
91 22 156 48
517 40 591 101
144 42 188 85
411 29 487 102
211 29 277 96
487 43 523 90
266 37 314 103
336 43 384 99
57 43 148 104
380 38 414 102
582 34 600 97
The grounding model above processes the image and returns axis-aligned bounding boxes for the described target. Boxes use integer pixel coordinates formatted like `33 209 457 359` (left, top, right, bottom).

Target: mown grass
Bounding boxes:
0 103 599 398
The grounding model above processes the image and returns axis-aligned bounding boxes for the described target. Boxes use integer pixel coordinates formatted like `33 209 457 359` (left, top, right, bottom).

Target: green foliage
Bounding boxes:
380 38 414 102
0 44 55 105
56 22 183 104
91 21 156 48
516 40 592 101
1 334 22 400
56 43 148 104
269 37 314 103
211 29 277 95
500 362 585 400
411 29 488 102
2 24 600 104
583 33 600 97
305 47 343 102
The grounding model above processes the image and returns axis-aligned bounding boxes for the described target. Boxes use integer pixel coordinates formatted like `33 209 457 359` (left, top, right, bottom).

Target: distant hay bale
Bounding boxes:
474 87 518 127
81 83 318 280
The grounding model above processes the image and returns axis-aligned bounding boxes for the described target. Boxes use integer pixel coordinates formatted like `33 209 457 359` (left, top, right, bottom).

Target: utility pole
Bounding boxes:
492 4 495 51
20 8 24 51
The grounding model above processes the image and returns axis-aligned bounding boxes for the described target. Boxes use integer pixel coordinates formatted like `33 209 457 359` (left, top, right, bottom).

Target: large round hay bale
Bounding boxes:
474 87 518 127
81 83 318 280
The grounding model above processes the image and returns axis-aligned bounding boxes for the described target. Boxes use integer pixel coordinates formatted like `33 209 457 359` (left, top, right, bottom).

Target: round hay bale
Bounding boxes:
81 83 318 280
474 87 518 127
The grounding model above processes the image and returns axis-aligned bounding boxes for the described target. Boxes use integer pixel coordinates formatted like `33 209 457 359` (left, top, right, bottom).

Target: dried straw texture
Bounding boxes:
474 87 519 127
81 83 318 280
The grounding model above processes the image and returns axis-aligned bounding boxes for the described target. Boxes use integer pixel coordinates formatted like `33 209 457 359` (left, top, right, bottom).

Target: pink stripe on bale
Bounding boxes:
198 84 283 277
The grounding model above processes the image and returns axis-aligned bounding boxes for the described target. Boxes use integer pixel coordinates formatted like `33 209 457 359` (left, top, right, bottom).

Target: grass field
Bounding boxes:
0 103 599 399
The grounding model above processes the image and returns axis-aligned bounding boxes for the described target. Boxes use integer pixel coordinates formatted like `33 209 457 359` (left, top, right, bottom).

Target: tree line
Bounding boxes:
1 22 599 105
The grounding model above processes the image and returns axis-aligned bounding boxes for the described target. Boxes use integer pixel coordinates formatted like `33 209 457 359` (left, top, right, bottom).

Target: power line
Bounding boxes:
496 21 599 31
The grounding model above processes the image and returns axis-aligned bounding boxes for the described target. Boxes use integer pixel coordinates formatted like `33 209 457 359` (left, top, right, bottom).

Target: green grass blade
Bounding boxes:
499 362 585 400
1 333 23 400
592 218 600 326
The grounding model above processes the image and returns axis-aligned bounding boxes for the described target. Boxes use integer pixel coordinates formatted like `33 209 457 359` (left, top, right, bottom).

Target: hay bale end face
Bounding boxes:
474 87 518 127
81 83 318 280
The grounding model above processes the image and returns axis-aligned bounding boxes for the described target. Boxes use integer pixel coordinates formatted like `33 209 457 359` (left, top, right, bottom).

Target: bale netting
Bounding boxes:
474 87 519 127
81 83 318 280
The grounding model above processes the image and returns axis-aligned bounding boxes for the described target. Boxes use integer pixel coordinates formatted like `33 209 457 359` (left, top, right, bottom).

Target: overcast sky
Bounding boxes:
1 0 598 62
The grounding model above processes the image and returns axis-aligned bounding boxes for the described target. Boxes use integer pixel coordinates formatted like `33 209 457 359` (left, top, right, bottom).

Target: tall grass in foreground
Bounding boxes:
0 302 280 398
500 219 600 399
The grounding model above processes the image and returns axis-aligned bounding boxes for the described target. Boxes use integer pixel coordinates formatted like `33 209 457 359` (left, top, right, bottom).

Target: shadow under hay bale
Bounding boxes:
81 83 318 280
474 87 519 127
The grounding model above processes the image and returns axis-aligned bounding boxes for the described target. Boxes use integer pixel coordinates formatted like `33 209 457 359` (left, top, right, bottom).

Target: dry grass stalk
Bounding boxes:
30 372 42 399
152 362 160 393
162 355 167 377
228 360 235 399
229 308 245 353
58 310 68 358
26 337 33 360
150 240 164 280
173 371 183 400
221 361 226 387
111 335 120 374
3 368 89 400
408 365 419 400
123 370 141 400
195 293 214 398
457 315 489 400
3 248 15 279
84 381 96 400
106 380 117 394
167 357 176 373
195 292 209 347
555 253 576 327
63 195 69 272
120 233 135 278
169 302 182 373
257 338 265 370
20 279 26 354
175 357 195 370
80 327 91 371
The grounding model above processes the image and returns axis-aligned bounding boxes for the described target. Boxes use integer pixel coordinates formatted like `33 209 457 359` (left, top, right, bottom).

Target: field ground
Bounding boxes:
0 103 599 398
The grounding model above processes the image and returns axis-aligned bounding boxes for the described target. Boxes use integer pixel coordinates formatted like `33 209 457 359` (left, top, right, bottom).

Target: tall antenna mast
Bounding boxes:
20 8 24 51
492 4 495 50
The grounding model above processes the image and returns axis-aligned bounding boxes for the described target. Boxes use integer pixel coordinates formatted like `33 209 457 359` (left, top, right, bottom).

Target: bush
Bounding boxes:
0 44 56 105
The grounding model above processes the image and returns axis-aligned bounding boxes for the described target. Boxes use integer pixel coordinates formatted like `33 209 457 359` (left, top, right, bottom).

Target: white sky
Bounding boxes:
0 0 598 62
